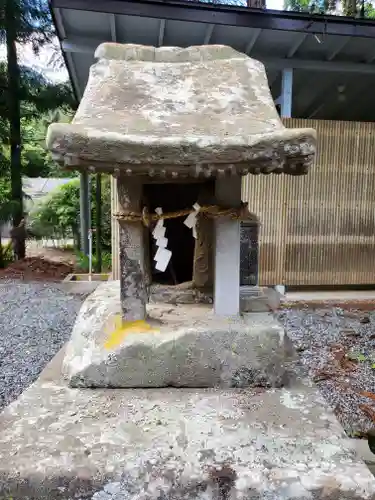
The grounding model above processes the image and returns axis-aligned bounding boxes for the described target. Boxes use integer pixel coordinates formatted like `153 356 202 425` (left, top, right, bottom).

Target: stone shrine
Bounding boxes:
1 43 375 500
46 43 316 389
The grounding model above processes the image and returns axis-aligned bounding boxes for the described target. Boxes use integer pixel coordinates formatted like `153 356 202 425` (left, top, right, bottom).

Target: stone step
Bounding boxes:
354 438 375 476
0 350 374 499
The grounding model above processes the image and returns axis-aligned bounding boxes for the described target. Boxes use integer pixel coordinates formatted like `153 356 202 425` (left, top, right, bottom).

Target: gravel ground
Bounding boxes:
0 281 84 412
278 306 375 436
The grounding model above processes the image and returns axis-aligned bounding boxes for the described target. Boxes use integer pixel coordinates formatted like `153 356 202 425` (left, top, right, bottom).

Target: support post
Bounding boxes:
95 173 102 273
280 68 293 118
110 175 120 280
214 176 242 317
193 181 214 290
142 191 152 287
79 171 90 255
276 68 293 293
117 177 146 322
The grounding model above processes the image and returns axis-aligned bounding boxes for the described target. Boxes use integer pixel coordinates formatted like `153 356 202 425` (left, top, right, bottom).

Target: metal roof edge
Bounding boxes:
49 0 375 38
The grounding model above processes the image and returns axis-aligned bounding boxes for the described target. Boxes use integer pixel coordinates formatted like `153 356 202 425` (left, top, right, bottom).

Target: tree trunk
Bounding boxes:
247 0 266 8
95 173 102 273
343 0 357 15
0 230 3 269
6 0 25 259
72 225 80 250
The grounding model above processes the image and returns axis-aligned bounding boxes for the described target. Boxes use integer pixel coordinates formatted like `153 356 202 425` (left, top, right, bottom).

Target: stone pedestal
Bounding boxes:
62 281 293 389
117 177 146 322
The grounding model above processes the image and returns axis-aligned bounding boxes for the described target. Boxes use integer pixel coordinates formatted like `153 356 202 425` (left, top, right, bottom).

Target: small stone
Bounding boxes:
360 316 371 324
296 344 307 352
104 482 122 495
341 329 360 337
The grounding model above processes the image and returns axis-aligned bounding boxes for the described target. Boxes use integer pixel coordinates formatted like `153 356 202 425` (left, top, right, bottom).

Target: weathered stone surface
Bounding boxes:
240 286 282 312
354 439 375 476
62 281 293 389
0 353 374 499
46 44 316 177
117 177 147 321
149 281 213 305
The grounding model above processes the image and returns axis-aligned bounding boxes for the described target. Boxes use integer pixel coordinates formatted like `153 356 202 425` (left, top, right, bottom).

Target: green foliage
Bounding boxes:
28 176 112 251
283 0 336 13
75 250 112 273
0 62 75 124
0 243 14 268
28 179 81 242
0 0 76 259
283 0 375 16
0 0 54 47
0 61 75 180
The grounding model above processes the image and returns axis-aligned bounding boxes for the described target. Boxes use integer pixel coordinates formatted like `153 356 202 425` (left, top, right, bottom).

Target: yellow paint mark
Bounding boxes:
104 316 157 349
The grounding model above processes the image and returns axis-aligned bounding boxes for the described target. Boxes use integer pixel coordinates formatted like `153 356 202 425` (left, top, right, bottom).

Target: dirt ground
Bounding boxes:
0 241 76 281
26 242 76 267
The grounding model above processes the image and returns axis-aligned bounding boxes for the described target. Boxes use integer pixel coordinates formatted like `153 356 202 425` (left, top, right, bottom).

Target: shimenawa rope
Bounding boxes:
113 202 252 227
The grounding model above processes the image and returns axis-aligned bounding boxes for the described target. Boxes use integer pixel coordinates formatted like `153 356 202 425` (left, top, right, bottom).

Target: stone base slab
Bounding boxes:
62 281 294 389
0 351 374 499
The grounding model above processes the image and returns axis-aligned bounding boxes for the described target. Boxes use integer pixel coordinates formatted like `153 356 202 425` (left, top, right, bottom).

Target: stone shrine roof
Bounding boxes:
47 44 316 178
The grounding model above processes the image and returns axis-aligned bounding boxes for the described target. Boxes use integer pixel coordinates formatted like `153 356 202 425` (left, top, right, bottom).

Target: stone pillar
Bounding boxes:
117 177 146 322
214 176 242 317
193 182 214 290
142 191 152 287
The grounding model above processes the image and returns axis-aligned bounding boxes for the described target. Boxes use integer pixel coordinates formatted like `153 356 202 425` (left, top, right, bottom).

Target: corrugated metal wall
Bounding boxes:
243 118 375 286
112 119 375 285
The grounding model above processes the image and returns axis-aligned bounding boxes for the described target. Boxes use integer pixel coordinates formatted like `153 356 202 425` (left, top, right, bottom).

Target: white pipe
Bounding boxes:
88 229 92 282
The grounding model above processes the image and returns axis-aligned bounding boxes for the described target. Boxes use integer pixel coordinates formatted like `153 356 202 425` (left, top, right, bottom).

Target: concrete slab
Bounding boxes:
63 281 294 389
286 291 375 302
354 439 375 476
0 352 375 499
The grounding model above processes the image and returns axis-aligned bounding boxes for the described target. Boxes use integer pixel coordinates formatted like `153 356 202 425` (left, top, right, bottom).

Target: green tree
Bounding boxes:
284 0 375 16
28 176 111 252
283 0 335 13
0 62 75 177
0 178 14 268
2 0 75 259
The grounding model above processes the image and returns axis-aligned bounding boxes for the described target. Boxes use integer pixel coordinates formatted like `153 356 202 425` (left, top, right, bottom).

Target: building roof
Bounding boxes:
47 44 316 177
50 0 375 121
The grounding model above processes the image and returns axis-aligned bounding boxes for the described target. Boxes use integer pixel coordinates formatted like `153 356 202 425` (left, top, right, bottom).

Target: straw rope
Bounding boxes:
113 202 252 227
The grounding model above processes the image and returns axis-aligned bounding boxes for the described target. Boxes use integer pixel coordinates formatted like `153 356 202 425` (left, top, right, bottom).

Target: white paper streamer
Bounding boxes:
153 207 172 272
153 225 166 239
156 236 168 248
184 202 200 238
155 248 172 272
183 212 197 229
